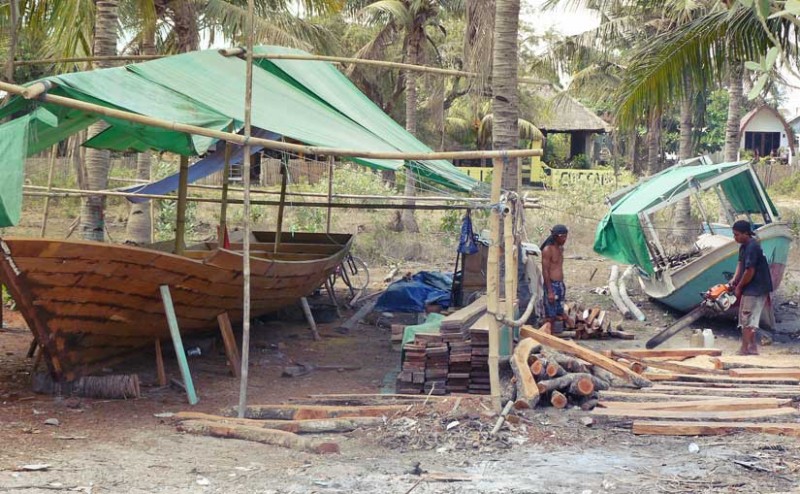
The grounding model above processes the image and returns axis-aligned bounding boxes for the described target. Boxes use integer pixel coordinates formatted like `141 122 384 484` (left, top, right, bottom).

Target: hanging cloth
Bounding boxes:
457 210 479 255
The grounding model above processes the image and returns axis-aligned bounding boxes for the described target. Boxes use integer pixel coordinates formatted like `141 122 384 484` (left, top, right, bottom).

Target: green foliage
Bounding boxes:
1 284 10 306
544 134 570 165
697 90 728 154
768 172 800 196
569 154 590 170
155 199 197 242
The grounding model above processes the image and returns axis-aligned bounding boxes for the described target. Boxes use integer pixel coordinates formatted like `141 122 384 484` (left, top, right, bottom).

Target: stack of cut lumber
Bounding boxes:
561 303 633 340
594 348 800 438
439 296 486 342
468 315 491 395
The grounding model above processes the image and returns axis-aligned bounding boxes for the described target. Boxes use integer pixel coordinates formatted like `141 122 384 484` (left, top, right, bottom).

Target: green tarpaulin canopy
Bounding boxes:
0 46 481 226
593 161 779 274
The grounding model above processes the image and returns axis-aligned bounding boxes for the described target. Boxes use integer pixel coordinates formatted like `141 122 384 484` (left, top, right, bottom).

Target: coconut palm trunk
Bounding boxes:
125 26 156 245
79 0 118 242
4 0 19 85
672 92 694 242
400 30 421 233
490 0 520 191
646 108 661 175
724 62 743 162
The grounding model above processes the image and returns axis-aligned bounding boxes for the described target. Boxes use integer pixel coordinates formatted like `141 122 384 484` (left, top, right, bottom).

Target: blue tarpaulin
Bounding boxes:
120 127 280 202
375 271 453 313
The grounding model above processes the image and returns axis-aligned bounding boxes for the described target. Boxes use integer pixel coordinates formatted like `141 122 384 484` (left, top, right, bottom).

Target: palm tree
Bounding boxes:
79 0 118 242
351 0 463 232
490 0 519 190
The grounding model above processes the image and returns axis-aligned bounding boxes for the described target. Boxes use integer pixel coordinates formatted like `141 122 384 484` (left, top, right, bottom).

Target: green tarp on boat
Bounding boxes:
0 46 480 226
593 161 779 274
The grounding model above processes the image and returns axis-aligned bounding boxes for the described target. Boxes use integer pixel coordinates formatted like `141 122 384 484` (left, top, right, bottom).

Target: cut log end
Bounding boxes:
551 390 568 409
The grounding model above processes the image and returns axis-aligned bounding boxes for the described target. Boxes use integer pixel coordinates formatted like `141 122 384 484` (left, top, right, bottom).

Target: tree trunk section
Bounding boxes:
724 63 743 162
400 33 420 233
491 0 520 191
672 89 694 243
510 337 541 408
79 0 118 242
177 420 340 454
646 109 661 175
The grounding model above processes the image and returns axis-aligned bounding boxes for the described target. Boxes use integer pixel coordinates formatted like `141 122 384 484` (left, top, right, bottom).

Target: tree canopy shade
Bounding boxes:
0 47 479 226
593 161 779 274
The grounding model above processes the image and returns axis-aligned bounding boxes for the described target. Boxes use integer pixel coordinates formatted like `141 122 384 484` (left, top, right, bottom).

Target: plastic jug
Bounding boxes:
702 328 715 348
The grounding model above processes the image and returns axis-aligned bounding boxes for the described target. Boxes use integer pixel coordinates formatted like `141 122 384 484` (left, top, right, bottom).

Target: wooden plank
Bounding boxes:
229 404 405 420
155 339 167 386
643 372 800 386
160 285 198 405
632 420 800 437
520 325 651 388
728 368 800 379
602 348 723 358
591 407 799 421
654 381 800 390
177 420 339 454
611 352 726 376
635 385 800 399
598 397 792 411
599 391 729 402
217 312 241 378
174 412 382 433
711 355 800 370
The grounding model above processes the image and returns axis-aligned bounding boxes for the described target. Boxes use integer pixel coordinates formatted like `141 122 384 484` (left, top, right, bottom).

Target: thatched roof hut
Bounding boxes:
530 91 612 160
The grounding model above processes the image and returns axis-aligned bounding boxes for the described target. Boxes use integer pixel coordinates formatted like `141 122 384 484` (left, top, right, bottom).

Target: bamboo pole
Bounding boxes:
174 155 189 255
218 49 548 85
326 156 334 233
14 54 162 66
237 0 256 419
219 125 234 245
39 145 58 237
487 156 505 412
24 187 533 210
0 79 541 162
273 155 289 254
503 198 516 357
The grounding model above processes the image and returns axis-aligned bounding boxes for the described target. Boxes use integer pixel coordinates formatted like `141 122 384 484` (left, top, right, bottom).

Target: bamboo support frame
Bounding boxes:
237 0 256 420
487 156 505 412
186 182 540 206
0 79 541 162
274 155 288 254
219 125 234 244
503 198 516 357
326 157 334 233
175 155 189 255
23 187 529 211
39 145 58 237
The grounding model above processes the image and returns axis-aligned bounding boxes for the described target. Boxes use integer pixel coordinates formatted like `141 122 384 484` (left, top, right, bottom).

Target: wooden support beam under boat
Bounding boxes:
219 124 234 246
155 339 167 386
326 157 334 234
160 285 198 405
300 297 320 341
217 312 241 377
274 155 289 254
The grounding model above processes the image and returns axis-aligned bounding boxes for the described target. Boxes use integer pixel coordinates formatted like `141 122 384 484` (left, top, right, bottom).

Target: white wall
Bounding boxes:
740 109 790 149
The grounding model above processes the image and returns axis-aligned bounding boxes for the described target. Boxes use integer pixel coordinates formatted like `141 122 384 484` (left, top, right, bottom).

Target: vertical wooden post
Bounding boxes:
217 312 241 377
175 155 189 255
273 155 289 254
503 199 516 357
154 339 167 386
219 124 234 245
159 285 198 405
487 156 505 412
326 156 334 233
237 0 256 419
300 297 320 341
40 145 58 238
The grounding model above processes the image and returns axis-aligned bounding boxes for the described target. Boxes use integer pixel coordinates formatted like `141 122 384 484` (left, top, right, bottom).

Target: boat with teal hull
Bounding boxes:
594 159 792 323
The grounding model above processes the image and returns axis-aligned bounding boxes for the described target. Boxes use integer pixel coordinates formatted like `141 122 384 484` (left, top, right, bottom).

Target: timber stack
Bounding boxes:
560 302 634 340
591 348 800 438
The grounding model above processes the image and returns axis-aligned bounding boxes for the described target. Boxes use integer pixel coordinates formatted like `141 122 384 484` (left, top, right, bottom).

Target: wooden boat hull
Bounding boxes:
640 222 792 315
0 233 352 381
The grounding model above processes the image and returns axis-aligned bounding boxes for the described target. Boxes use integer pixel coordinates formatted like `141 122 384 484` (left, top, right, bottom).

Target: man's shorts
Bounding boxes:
544 280 566 318
738 294 767 329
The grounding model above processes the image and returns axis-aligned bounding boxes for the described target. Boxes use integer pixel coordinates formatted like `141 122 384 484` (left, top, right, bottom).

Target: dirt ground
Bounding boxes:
1 249 800 494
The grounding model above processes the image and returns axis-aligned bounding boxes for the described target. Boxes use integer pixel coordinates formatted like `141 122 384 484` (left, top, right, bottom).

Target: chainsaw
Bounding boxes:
645 283 736 349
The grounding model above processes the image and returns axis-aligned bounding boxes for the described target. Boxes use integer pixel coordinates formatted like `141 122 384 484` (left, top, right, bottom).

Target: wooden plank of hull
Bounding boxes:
0 234 352 381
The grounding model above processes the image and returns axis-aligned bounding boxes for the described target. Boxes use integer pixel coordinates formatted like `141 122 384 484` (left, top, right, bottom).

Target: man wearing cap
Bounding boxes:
541 224 569 331
727 220 773 355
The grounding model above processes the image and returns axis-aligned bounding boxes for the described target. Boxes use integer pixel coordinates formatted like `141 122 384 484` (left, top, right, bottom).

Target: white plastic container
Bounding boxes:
702 328 715 348
690 329 703 348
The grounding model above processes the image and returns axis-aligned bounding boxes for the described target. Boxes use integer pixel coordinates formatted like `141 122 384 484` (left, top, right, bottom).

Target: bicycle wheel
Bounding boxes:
341 255 370 293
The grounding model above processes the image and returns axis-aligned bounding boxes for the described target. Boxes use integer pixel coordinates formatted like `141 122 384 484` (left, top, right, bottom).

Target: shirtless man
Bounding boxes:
541 224 568 330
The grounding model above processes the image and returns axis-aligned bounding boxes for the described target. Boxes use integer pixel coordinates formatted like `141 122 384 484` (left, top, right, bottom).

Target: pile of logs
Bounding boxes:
509 325 652 412
560 303 633 340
